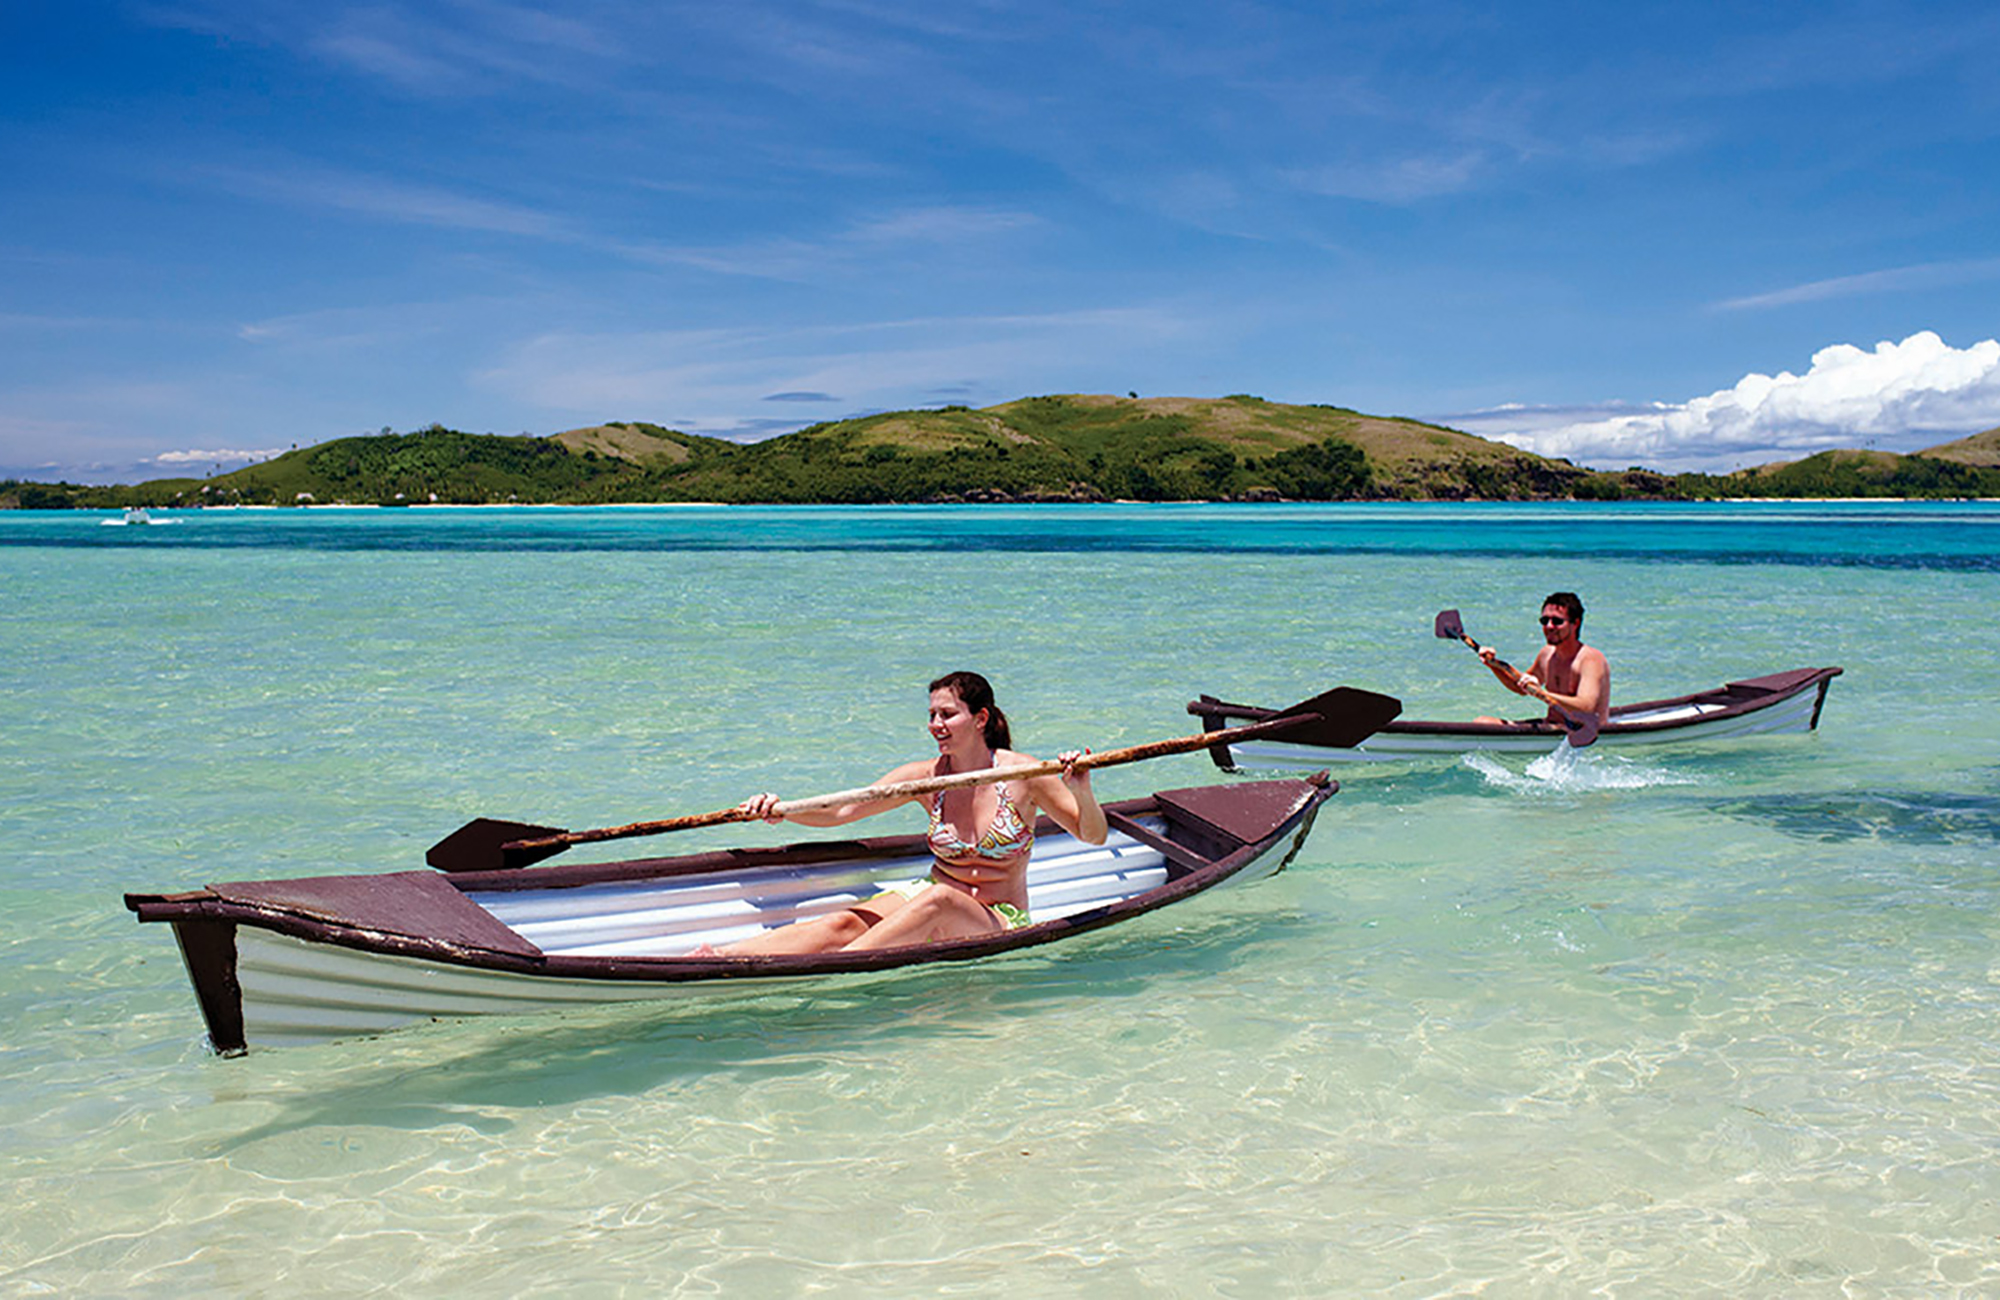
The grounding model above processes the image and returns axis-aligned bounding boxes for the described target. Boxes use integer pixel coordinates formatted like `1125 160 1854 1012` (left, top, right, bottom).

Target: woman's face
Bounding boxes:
928 687 987 752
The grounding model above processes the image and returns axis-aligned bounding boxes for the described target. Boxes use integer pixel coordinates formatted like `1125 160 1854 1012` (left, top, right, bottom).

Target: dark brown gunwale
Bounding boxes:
1193 667 1843 746
126 781 1336 1021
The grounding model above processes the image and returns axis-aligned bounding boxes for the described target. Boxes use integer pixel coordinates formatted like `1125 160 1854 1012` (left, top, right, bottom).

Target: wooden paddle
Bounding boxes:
1433 608 1599 748
425 685 1403 872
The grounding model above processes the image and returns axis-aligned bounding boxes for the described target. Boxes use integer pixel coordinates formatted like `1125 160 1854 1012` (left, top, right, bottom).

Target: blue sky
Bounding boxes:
5 1 1999 483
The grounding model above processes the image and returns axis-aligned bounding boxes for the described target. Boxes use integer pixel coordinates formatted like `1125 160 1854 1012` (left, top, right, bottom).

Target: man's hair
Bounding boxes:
1543 591 1584 626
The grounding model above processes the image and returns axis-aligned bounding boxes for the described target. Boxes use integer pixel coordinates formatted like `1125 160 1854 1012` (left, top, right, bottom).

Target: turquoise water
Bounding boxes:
4 502 1997 1295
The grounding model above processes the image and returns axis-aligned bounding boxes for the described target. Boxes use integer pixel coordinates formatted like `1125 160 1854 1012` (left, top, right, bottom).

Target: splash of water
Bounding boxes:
1464 742 1696 794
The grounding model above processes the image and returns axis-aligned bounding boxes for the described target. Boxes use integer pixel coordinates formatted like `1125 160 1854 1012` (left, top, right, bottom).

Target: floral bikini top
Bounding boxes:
927 781 1034 865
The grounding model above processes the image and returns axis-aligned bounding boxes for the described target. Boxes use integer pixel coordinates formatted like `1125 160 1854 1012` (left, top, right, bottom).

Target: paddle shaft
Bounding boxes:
504 712 1319 855
1454 631 1543 702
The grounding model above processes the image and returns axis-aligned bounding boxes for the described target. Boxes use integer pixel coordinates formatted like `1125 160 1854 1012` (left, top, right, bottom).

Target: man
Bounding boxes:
1475 591 1610 726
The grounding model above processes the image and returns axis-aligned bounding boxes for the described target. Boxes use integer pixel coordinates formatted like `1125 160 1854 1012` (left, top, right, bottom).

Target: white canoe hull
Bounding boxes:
133 781 1331 1052
230 816 1307 1048
1198 667 1842 770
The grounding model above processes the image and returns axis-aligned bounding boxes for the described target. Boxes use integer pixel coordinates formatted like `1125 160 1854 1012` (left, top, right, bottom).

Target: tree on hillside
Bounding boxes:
1257 438 1372 499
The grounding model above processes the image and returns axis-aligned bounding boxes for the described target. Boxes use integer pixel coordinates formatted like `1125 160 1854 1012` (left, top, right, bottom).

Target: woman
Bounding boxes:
706 671 1107 954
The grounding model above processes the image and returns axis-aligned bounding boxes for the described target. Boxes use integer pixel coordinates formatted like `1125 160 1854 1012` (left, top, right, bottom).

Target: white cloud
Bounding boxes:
154 447 289 465
1487 332 2000 473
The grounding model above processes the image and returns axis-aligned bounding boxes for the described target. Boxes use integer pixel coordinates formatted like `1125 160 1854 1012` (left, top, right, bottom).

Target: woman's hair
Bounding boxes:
930 670 1011 749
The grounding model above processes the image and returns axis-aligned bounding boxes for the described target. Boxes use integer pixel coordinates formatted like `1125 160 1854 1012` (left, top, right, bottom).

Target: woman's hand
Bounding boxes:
1051 748 1107 845
740 791 785 823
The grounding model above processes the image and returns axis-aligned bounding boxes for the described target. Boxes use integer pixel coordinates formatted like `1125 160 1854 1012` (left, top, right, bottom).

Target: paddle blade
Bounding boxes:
1433 608 1466 642
426 817 570 873
1266 686 1402 748
1563 712 1601 748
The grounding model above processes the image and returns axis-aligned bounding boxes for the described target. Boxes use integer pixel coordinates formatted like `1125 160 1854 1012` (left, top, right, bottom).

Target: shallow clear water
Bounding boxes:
4 503 1997 1295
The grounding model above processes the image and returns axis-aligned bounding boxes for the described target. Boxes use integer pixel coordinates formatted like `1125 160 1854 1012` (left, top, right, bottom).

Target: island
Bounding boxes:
6 395 1999 508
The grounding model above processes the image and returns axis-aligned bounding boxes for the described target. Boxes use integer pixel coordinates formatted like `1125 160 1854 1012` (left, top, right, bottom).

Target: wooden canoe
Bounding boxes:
1190 667 1843 769
125 778 1336 1055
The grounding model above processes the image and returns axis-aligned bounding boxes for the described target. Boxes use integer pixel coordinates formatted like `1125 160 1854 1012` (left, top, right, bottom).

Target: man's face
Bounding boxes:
1539 605 1575 643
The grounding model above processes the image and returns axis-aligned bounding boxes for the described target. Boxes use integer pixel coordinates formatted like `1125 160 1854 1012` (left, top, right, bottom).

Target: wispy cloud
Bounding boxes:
1716 258 2000 311
201 163 576 240
191 151 1047 283
844 206 1041 244
1485 332 2000 472
475 304 1197 433
141 0 629 95
803 0 1025 45
614 206 1044 280
1283 152 1486 204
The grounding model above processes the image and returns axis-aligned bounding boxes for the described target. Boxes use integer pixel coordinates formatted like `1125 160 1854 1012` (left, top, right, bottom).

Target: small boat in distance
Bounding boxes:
126 778 1337 1054
100 507 178 526
1190 667 1844 769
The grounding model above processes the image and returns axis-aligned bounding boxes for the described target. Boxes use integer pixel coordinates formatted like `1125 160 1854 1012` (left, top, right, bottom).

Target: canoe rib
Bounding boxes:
125 779 1335 1053
1190 667 1843 768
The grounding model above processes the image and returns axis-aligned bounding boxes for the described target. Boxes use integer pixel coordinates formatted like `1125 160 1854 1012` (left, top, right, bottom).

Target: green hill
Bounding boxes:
1716 442 2000 498
549 422 737 467
10 398 2000 508
1917 426 2000 467
644 395 1479 503
13 396 1612 508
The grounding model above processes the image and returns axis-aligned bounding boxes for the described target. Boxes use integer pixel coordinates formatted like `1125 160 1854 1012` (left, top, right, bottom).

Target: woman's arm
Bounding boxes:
1018 749 1108 845
740 759 933 827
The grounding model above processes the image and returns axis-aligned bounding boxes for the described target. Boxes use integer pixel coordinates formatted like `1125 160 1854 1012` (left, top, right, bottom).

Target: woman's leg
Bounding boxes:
840 885 1002 951
715 893 911 955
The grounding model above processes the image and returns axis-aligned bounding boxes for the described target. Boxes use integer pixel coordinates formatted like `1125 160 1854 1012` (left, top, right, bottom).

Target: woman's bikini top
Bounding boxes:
927 781 1034 865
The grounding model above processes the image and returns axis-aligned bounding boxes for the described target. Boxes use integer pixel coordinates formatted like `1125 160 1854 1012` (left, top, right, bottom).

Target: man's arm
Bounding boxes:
1528 647 1609 720
1477 645 1533 695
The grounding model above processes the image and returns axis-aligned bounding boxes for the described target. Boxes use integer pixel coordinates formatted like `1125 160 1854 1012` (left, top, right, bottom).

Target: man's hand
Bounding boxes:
1478 645 1526 693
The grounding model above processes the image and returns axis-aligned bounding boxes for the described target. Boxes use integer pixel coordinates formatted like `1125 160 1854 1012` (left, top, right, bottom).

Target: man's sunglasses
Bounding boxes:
1539 615 1569 625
